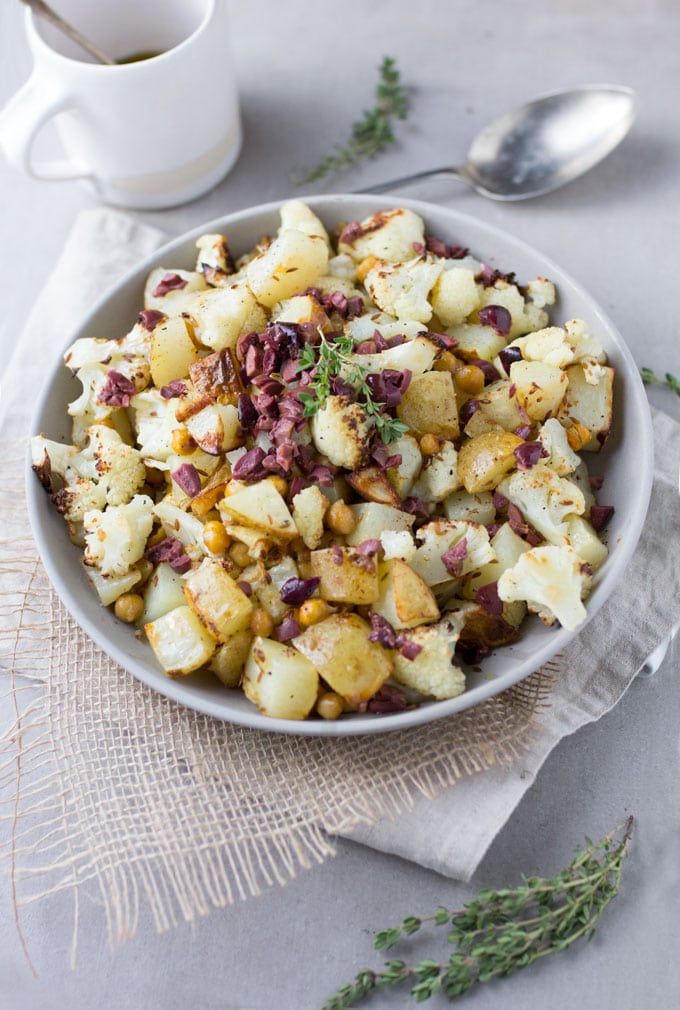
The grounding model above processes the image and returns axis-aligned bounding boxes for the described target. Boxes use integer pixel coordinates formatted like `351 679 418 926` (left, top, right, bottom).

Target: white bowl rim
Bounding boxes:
26 193 655 736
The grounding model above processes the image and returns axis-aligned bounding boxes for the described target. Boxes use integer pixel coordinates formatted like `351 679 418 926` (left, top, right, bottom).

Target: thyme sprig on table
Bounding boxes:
320 817 634 1009
641 367 680 397
297 330 408 444
294 56 408 184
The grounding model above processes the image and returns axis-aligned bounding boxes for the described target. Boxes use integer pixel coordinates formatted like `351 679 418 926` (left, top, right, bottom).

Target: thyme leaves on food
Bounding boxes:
319 818 634 1008
296 330 408 443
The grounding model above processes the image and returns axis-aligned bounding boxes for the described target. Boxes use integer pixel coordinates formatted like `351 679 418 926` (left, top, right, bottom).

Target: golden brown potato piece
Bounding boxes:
373 559 440 630
397 371 459 441
189 464 231 517
294 613 393 709
345 466 402 507
150 317 199 388
189 347 243 405
183 558 253 642
310 547 380 604
457 431 523 493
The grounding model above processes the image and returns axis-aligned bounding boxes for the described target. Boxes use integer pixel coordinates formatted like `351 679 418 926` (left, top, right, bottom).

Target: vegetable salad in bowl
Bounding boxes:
31 201 617 724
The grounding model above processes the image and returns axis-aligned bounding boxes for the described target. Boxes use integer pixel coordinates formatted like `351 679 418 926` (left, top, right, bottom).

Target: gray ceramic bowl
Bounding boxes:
26 195 654 735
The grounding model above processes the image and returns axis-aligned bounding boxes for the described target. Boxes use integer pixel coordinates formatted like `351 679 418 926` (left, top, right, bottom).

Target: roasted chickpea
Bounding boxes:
114 593 144 624
224 479 247 497
171 428 196 455
316 691 344 721
356 255 380 283
433 350 458 374
419 433 441 457
298 599 332 628
146 525 168 548
249 608 274 638
455 364 486 396
228 541 251 568
202 520 230 555
326 500 356 536
268 475 288 497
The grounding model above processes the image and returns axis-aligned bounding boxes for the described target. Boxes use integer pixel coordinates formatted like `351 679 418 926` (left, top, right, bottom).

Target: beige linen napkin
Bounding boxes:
1 209 678 948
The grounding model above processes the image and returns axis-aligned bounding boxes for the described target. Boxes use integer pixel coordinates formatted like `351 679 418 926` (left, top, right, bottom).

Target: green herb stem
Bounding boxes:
296 329 408 444
294 57 408 185
641 367 680 396
320 817 633 1009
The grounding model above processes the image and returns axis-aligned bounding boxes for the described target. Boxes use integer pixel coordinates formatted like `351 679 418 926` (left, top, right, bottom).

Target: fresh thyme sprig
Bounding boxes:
297 330 408 444
320 817 634 1008
294 56 408 184
641 367 680 397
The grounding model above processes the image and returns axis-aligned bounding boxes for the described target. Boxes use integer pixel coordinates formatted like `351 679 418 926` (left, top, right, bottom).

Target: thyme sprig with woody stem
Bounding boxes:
296 329 408 444
641 367 680 397
320 817 634 1009
294 56 408 184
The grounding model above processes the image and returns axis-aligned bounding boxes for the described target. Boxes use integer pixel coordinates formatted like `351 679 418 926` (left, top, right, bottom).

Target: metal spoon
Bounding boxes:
20 0 116 65
361 84 635 200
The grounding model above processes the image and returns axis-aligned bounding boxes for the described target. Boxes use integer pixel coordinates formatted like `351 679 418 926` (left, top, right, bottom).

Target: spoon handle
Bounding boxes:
21 0 116 65
356 166 467 194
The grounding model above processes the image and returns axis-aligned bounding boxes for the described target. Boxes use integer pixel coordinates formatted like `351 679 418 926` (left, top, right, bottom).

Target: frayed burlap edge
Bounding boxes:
0 439 556 966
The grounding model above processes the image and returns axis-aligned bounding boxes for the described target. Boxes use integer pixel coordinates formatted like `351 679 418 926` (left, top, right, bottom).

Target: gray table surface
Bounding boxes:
1 2 679 1008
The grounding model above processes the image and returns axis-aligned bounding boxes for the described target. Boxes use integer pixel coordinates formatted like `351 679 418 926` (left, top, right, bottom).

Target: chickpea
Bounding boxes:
202 520 231 555
268 475 288 497
147 525 168 548
249 608 274 638
224 479 247 497
419 433 441 457
316 691 344 721
171 428 197 455
455 363 486 396
433 350 458 374
298 599 332 628
114 593 144 624
356 255 380 283
326 500 356 536
228 541 251 568
136 559 154 584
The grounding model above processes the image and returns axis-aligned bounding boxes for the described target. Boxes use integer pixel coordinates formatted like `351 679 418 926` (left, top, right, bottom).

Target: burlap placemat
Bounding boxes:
1 209 678 961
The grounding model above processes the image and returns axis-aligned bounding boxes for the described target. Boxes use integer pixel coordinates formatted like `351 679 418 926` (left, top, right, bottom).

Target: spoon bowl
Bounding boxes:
362 84 636 200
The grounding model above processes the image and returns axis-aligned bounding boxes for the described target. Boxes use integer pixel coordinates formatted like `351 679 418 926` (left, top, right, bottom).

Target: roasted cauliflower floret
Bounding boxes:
194 232 234 285
65 323 152 424
525 277 556 309
537 418 581 476
338 208 426 263
363 257 443 323
279 199 331 248
129 388 179 467
189 282 268 352
429 267 481 326
410 519 495 587
497 544 592 630
498 464 586 547
143 267 208 315
31 424 147 522
83 494 154 577
392 616 467 700
246 228 329 308
311 395 372 469
506 318 606 371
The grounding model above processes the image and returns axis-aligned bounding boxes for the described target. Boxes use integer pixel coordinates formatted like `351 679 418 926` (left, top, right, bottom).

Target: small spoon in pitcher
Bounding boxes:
361 84 635 200
20 0 116 65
